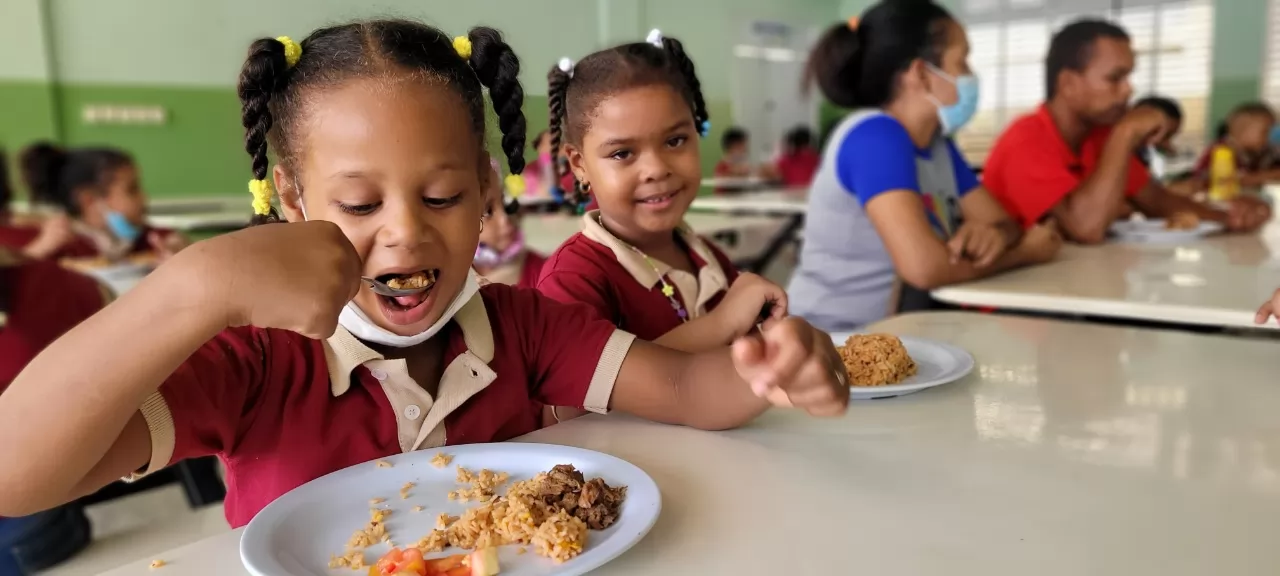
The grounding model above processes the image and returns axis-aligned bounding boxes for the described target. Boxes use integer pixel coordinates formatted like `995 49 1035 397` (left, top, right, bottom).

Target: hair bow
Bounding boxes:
558 57 575 78
646 29 664 48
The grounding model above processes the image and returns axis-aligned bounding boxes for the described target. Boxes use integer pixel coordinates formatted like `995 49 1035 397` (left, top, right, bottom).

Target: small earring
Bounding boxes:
479 217 485 233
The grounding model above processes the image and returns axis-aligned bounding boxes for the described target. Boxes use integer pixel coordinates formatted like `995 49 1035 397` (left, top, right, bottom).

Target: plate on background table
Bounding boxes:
830 333 975 400
241 443 661 576
1109 219 1223 243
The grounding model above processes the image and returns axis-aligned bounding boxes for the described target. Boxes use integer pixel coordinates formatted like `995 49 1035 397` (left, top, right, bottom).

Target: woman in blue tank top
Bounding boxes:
789 0 1062 332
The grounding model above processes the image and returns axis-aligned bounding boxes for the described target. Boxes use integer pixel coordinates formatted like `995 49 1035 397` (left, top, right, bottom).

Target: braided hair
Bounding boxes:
547 31 709 208
235 20 527 224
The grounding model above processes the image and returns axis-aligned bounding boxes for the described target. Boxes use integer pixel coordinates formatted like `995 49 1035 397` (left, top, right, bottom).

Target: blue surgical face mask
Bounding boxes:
105 209 142 244
925 64 980 136
1269 125 1280 146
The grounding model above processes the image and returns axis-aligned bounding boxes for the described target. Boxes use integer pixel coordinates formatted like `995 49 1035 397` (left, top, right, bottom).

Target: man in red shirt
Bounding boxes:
984 19 1270 243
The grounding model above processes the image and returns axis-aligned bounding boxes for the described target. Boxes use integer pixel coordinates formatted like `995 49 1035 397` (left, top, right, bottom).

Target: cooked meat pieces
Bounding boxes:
532 464 626 531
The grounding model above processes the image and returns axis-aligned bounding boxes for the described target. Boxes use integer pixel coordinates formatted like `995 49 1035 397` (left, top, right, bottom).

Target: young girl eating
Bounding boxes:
474 160 545 289
0 19 847 528
16 145 188 262
537 30 789 353
788 3 1062 332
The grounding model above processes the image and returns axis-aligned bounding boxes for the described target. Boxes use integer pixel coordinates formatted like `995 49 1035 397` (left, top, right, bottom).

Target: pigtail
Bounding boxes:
467 27 527 178
660 37 710 132
546 63 575 204
237 37 293 225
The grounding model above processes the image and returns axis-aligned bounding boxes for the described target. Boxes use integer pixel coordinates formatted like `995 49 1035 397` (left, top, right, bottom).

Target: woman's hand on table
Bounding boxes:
947 222 1009 268
731 317 848 417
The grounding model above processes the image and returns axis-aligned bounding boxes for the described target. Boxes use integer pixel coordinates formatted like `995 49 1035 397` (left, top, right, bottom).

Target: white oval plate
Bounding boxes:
1109 219 1223 243
830 333 975 400
241 443 661 576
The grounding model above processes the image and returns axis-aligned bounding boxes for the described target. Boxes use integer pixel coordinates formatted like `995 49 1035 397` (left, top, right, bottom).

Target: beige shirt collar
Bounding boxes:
324 292 495 397
580 210 731 317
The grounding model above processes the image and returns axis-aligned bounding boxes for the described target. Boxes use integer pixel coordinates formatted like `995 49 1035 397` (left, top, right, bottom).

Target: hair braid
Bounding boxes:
237 38 290 225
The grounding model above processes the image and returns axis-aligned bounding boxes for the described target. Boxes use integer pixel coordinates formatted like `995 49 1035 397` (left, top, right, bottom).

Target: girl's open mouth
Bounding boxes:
376 269 438 312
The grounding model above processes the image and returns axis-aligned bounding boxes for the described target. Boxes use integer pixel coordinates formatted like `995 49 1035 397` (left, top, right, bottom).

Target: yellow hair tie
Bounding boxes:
248 179 274 216
276 36 302 68
504 173 526 197
453 36 473 61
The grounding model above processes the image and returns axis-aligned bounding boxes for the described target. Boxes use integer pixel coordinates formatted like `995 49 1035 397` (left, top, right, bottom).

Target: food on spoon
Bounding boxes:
837 334 917 386
385 270 437 290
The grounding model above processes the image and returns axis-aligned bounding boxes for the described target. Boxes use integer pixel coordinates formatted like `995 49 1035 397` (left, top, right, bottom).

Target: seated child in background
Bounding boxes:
10 144 188 261
0 21 845 529
0 244 105 574
1196 102 1280 188
714 126 753 178
1132 96 1183 168
521 130 555 199
474 159 545 289
539 30 789 355
765 126 821 188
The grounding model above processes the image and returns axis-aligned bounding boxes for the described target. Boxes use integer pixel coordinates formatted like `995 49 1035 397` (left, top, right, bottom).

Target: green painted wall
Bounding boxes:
0 0 843 200
1208 0 1269 127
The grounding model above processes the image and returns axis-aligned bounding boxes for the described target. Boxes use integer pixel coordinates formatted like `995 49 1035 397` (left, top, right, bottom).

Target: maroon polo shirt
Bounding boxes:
130 283 635 528
0 255 109 390
536 211 740 341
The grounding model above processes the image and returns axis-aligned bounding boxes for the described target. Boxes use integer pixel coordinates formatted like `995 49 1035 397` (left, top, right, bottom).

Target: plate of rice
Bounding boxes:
830 333 974 400
240 443 660 576
1109 217 1223 243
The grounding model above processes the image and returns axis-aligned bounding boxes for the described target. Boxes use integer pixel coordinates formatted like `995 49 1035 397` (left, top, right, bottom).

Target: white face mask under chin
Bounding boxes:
339 270 481 347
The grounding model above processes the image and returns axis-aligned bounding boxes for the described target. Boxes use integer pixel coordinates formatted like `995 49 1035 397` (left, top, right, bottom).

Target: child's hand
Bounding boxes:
148 231 191 262
188 221 362 338
712 272 789 338
1225 196 1271 232
947 222 1008 267
1019 223 1063 263
22 214 75 260
1255 288 1280 325
731 317 848 417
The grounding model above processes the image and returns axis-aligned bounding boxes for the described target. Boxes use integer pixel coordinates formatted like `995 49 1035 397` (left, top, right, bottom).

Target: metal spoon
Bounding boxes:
360 276 430 298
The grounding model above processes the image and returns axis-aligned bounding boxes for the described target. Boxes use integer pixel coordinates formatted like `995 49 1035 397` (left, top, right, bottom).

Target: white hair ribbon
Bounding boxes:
558 57 575 78
646 29 664 47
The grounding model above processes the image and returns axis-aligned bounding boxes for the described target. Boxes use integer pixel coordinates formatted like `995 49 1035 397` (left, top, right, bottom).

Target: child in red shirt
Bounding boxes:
474 160 545 289
539 30 789 355
11 144 187 261
1194 102 1280 188
771 126 820 188
0 20 847 528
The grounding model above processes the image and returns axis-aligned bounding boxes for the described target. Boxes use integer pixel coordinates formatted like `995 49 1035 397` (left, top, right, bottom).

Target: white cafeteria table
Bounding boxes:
97 311 1280 575
688 190 809 273
932 222 1280 329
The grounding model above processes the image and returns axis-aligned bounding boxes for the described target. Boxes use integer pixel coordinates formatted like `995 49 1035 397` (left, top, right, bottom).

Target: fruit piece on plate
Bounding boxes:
370 547 500 576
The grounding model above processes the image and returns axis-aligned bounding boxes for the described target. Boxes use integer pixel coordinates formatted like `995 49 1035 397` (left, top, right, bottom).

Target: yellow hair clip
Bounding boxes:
453 36 473 61
276 36 302 68
248 179 274 215
504 173 526 197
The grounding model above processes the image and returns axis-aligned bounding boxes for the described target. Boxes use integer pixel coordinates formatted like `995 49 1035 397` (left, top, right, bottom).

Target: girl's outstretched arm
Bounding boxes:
0 222 360 516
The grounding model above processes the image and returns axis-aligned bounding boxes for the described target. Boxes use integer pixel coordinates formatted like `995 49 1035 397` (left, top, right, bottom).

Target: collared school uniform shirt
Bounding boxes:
536 210 738 341
0 254 110 390
127 283 635 528
984 104 1151 228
